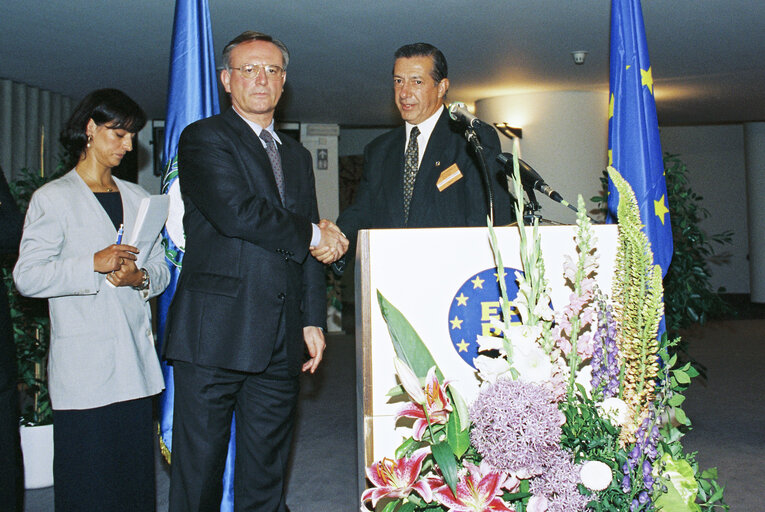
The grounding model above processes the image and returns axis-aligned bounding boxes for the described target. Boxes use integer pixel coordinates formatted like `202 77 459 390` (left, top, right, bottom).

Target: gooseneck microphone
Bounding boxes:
497 153 578 213
447 102 481 128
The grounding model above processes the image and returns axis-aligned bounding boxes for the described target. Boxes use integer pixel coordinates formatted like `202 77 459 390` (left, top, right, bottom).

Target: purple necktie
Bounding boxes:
259 130 285 204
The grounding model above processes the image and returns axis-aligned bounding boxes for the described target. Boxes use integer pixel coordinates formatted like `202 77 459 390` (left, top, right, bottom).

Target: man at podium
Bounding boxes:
337 42 513 250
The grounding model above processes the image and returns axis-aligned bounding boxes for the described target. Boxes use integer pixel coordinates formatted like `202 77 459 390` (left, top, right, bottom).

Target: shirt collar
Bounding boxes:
404 104 443 144
233 109 282 145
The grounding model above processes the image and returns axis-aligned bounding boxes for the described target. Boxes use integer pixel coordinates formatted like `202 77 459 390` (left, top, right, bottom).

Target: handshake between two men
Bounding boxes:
310 219 349 264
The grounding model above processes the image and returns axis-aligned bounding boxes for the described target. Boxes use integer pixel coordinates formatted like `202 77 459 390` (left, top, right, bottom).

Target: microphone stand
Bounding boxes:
464 127 495 225
522 185 543 225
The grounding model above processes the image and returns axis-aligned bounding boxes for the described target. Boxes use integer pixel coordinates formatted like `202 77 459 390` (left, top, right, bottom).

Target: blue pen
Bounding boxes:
116 224 124 245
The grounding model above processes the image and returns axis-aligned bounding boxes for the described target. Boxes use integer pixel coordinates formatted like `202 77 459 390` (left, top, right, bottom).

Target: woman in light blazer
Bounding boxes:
13 89 169 512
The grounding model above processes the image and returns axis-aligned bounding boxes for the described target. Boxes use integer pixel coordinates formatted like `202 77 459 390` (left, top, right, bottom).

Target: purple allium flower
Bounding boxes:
529 451 591 512
470 379 562 475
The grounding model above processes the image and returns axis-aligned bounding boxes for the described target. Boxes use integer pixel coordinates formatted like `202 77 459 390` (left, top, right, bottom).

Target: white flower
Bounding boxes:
506 323 542 345
599 397 630 426
473 355 513 384
527 495 550 512
393 357 425 405
580 460 613 491
475 334 505 353
574 365 593 398
511 339 554 383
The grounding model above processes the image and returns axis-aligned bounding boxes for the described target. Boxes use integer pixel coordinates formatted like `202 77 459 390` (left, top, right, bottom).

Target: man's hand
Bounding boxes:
302 326 326 373
310 219 349 264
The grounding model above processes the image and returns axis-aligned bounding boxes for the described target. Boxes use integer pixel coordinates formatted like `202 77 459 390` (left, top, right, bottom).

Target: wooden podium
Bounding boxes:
354 225 618 496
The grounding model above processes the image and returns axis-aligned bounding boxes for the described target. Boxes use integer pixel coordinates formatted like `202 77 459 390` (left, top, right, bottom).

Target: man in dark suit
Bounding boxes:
337 42 513 247
0 168 24 511
163 31 348 512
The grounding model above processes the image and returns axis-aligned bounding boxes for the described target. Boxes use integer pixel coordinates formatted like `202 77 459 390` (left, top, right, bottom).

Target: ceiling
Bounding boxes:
2 0 764 127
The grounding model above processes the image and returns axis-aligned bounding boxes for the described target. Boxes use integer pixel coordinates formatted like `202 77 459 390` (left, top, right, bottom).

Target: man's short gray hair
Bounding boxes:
222 31 290 70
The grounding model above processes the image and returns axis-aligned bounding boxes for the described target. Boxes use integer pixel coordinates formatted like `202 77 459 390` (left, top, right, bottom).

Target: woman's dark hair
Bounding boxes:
59 88 147 170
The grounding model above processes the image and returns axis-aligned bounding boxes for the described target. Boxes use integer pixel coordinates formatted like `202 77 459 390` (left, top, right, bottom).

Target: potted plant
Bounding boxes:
2 165 63 488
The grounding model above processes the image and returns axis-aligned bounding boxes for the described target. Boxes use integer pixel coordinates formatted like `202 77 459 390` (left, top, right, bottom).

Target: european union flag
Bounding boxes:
607 0 673 277
156 0 231 510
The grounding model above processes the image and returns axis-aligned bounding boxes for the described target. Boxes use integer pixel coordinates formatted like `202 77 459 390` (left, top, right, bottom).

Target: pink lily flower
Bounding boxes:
432 465 514 512
396 366 452 440
361 447 434 507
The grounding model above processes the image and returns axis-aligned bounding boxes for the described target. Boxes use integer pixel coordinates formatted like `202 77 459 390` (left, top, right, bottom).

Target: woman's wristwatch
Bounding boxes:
133 268 150 291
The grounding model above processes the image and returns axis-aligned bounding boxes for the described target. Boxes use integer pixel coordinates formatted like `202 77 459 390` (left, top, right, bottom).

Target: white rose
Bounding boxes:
580 460 613 491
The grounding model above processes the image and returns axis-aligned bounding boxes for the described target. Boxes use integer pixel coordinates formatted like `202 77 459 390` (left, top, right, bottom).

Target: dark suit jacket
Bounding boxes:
337 108 513 247
163 108 325 376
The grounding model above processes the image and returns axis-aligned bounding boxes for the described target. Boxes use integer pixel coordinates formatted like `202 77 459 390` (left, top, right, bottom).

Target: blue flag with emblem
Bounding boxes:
607 0 673 277
156 0 233 510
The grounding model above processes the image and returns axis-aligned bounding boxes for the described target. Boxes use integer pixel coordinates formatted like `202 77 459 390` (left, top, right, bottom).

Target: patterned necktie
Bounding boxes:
259 129 285 204
403 126 420 223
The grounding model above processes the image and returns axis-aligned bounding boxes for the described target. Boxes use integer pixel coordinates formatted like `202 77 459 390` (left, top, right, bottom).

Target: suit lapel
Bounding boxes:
222 109 284 204
66 171 120 242
407 110 457 221
380 127 407 226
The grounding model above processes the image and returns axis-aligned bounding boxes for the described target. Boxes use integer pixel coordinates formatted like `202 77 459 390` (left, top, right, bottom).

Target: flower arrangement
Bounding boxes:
361 151 727 512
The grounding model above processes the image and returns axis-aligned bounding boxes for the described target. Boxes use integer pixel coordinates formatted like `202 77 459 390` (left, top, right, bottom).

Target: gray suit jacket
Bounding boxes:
13 170 169 410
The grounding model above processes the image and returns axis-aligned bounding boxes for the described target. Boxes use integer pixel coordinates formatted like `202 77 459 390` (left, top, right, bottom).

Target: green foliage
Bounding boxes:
560 398 631 510
655 337 729 511
662 154 732 335
592 154 733 338
2 166 63 426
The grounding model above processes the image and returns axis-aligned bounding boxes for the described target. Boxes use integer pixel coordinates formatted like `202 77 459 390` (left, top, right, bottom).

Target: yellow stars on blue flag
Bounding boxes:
641 66 654 95
455 293 468 306
456 339 470 352
450 316 463 329
471 275 484 289
654 194 669 224
606 0 673 276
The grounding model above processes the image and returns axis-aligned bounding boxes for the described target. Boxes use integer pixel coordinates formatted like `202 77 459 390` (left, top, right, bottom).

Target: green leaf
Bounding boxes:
673 406 690 425
655 454 701 512
398 502 417 512
394 437 419 460
448 385 470 432
377 291 442 380
446 406 470 458
432 440 459 494
668 394 686 407
675 370 691 384
381 501 399 512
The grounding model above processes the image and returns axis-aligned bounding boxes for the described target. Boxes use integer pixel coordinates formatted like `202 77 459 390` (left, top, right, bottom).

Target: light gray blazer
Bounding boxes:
13 170 169 410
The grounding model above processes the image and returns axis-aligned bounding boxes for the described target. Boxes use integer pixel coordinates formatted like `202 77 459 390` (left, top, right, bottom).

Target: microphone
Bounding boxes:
497 153 578 213
448 102 481 128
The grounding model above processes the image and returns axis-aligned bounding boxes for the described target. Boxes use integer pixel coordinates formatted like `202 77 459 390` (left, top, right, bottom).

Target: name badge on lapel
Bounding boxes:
436 163 463 191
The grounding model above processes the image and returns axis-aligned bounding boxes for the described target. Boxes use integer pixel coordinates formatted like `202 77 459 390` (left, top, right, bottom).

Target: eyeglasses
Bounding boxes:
229 64 284 80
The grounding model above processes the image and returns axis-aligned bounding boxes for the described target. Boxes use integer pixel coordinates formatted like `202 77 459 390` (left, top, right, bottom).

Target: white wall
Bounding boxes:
476 91 609 224
338 127 390 157
301 124 340 221
659 125 748 293
136 122 162 194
